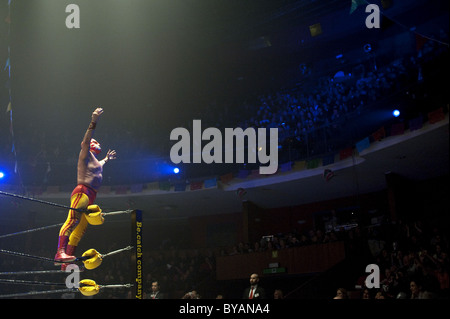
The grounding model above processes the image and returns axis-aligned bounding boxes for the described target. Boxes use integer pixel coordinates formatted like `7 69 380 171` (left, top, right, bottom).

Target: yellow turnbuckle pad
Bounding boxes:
78 279 100 296
82 249 103 270
85 205 104 225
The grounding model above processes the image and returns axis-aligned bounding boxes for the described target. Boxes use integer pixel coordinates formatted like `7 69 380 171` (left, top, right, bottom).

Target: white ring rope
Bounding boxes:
0 210 133 240
0 283 133 298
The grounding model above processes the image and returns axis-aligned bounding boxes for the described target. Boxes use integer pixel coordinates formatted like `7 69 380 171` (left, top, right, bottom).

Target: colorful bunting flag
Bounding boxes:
249 169 260 178
146 181 159 191
322 153 335 166
279 162 292 172
237 169 249 179
409 116 423 131
189 181 203 191
349 0 366 14
174 182 186 192
390 123 405 136
130 183 143 193
219 173 233 184
372 127 386 141
159 181 171 191
98 185 111 194
46 186 60 194
428 107 445 124
415 33 429 52
204 178 217 188
115 185 128 194
306 158 320 169
29 186 43 197
293 160 306 171
356 137 370 153
339 147 353 160
309 23 322 37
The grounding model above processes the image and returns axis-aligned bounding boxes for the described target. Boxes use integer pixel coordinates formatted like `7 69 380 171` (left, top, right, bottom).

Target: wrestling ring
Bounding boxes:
0 190 143 299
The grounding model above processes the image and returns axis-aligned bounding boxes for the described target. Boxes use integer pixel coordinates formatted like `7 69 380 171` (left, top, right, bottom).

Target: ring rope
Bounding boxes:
1 190 134 216
0 190 88 213
0 270 78 276
0 210 132 240
0 248 61 263
0 283 133 299
100 246 133 258
0 278 67 286
103 209 134 217
0 279 131 289
100 284 133 289
0 223 63 240
0 288 76 299
0 191 132 215
0 245 134 264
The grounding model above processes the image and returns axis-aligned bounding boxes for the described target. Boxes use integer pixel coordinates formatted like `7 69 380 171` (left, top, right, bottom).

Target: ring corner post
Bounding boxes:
131 209 143 299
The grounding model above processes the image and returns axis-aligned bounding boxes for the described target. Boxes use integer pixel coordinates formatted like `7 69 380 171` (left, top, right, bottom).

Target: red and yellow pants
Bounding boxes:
59 184 97 247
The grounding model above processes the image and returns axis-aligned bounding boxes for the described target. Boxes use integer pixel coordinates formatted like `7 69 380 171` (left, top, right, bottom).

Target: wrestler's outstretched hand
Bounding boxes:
106 149 117 161
92 107 104 122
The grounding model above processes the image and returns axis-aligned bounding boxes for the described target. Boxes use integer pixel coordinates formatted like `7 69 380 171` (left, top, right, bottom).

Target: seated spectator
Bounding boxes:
333 287 348 299
273 289 284 299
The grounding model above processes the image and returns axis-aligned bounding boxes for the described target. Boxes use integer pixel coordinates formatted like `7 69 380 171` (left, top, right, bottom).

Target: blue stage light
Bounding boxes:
173 167 180 174
393 109 400 117
0 171 4 179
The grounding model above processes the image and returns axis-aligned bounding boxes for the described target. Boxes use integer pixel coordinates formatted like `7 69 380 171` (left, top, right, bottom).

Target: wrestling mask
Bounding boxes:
90 139 101 155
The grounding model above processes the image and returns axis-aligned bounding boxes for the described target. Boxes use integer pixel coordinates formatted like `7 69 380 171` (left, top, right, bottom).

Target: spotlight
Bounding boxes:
0 171 4 179
392 109 400 117
173 167 180 174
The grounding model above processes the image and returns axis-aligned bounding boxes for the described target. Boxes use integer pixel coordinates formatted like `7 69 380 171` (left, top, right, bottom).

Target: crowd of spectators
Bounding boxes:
0 204 448 300
350 218 450 299
212 216 449 300
188 30 448 160
224 228 341 257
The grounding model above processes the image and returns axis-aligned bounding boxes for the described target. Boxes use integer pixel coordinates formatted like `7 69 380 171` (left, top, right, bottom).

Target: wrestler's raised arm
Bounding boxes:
80 108 103 157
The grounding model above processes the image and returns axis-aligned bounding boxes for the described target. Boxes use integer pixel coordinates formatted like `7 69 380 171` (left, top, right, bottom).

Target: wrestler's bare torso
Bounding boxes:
77 150 103 191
